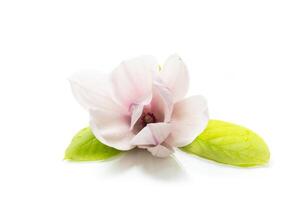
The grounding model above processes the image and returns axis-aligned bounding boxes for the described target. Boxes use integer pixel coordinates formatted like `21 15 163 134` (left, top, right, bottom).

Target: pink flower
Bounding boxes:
69 54 209 157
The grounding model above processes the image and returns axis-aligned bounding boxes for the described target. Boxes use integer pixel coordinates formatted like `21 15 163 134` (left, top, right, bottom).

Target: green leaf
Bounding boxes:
65 127 121 161
180 120 270 167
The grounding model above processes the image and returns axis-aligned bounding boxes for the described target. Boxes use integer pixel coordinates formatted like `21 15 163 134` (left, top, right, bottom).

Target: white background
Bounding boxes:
1 0 300 199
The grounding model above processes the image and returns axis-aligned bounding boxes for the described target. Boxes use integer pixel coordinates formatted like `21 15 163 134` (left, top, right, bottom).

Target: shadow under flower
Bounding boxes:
104 149 189 181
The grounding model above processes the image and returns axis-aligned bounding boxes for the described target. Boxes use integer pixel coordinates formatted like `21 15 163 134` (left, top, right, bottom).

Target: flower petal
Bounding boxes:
69 70 120 111
131 123 171 146
165 95 209 147
70 70 134 150
111 55 158 108
160 54 189 102
130 104 144 130
147 144 174 158
151 82 173 122
90 109 135 150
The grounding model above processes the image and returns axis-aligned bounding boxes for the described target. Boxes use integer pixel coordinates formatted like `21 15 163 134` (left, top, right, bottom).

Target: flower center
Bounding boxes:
142 112 156 126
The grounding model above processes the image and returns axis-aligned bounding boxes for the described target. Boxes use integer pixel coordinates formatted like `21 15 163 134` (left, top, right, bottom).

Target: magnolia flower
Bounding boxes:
70 54 209 157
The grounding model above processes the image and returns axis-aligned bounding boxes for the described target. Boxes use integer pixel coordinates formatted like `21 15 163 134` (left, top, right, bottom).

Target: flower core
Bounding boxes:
142 112 157 126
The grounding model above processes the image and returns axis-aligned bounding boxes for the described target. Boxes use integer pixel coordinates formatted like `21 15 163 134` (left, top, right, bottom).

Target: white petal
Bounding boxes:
149 87 165 122
70 70 134 150
90 110 135 150
130 104 144 130
111 55 158 108
69 70 116 110
165 95 209 147
151 81 174 122
160 54 189 102
147 144 174 158
131 123 171 146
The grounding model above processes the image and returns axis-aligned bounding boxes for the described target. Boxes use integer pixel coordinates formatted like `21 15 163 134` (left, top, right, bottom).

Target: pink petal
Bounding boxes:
69 70 123 112
90 109 135 150
151 82 173 122
165 95 209 147
129 104 144 130
160 54 189 102
131 123 171 146
147 144 174 158
111 55 158 108
70 70 134 150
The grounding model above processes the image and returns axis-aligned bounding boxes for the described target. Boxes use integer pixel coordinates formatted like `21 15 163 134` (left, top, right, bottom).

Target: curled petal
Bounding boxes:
131 123 171 146
160 54 189 102
166 95 209 147
130 104 144 130
147 144 174 158
151 81 174 122
111 55 158 108
90 109 135 150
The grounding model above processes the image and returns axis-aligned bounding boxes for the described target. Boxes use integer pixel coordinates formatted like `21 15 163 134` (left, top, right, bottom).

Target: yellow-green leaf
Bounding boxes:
65 127 121 161
180 120 270 167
